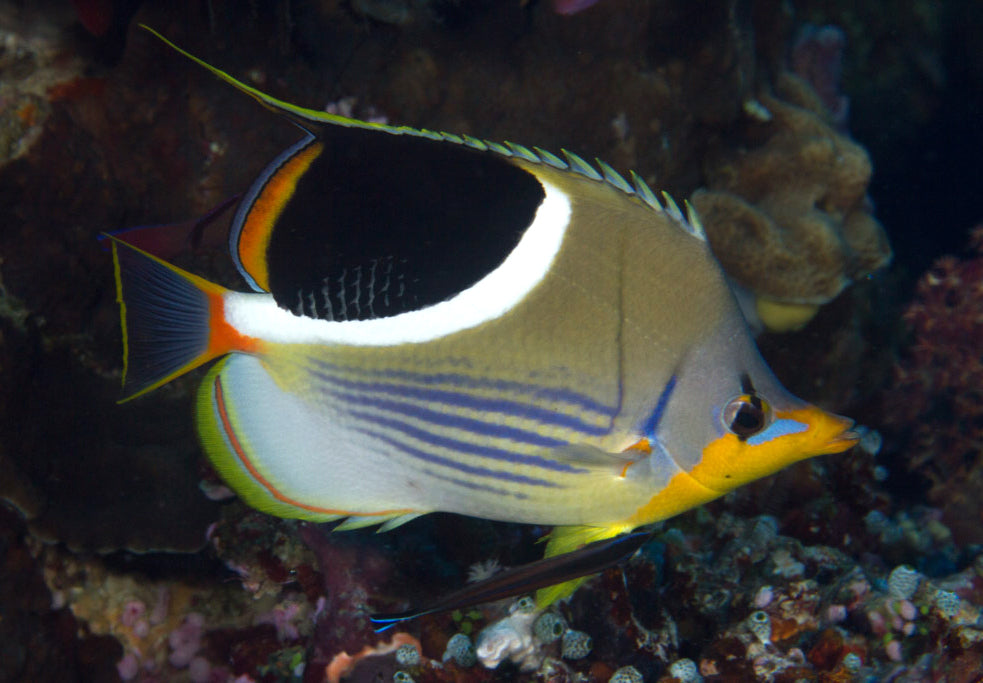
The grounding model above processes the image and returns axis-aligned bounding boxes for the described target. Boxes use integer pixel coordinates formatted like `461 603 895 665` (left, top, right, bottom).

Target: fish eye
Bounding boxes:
722 395 770 438
514 596 537 613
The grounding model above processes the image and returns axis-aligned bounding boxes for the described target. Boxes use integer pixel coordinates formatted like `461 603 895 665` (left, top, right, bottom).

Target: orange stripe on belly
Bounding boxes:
213 375 410 517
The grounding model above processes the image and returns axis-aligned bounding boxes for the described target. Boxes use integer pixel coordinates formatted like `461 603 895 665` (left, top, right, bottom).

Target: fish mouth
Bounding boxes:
836 423 882 455
819 414 860 454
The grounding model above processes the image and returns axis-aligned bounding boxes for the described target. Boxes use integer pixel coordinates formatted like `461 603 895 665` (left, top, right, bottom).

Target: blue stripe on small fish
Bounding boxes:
315 371 611 437
346 406 589 474
747 418 808 446
359 429 563 488
640 374 676 438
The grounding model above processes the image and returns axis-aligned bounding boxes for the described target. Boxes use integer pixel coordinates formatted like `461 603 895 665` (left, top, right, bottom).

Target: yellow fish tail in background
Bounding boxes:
112 27 859 612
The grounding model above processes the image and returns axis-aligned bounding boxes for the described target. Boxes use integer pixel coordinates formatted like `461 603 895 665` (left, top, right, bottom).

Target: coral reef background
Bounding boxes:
1 0 981 681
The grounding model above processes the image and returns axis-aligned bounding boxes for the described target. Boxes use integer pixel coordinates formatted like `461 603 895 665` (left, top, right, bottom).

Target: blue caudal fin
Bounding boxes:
108 236 241 401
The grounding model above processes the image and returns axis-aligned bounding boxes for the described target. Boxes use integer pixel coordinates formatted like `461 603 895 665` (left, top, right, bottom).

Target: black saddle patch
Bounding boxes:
265 125 546 321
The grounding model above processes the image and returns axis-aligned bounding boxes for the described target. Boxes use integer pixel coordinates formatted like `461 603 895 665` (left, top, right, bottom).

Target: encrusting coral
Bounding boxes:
692 72 892 331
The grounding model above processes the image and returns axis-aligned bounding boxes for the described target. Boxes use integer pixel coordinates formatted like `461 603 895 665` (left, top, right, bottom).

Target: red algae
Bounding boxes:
884 226 983 543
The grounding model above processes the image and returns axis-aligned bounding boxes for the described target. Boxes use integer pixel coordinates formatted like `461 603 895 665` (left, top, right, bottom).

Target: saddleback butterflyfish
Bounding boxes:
111 28 859 610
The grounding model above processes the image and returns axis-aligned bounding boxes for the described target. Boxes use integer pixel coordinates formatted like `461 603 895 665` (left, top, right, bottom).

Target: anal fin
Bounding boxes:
535 523 633 607
333 512 427 532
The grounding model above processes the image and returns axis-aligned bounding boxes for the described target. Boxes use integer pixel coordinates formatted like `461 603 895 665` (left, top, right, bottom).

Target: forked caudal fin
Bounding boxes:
109 236 259 400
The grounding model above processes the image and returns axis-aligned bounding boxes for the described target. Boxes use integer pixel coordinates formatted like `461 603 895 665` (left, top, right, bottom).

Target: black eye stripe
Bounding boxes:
740 373 755 395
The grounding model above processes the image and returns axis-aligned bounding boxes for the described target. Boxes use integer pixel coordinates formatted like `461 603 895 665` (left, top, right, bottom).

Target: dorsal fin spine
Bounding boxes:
596 159 633 194
486 141 511 156
630 171 662 211
534 147 568 169
660 191 685 222
462 135 488 151
684 199 707 241
505 142 540 163
561 150 603 180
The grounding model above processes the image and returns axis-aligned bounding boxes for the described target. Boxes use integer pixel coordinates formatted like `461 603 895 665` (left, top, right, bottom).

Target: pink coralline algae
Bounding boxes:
168 612 205 667
883 226 983 543
295 523 404 680
116 652 140 681
254 599 305 642
121 600 150 638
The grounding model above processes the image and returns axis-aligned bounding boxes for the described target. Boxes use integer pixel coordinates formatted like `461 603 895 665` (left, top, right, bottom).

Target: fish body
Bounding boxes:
113 29 858 604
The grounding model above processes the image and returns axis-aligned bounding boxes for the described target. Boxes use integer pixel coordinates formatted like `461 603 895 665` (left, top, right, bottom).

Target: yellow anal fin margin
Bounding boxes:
535 523 632 607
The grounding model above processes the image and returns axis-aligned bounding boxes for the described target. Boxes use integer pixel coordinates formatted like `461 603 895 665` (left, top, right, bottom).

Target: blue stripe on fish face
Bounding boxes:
319 372 612 437
746 417 808 446
640 375 677 439
346 407 589 474
358 429 563 488
308 358 618 421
